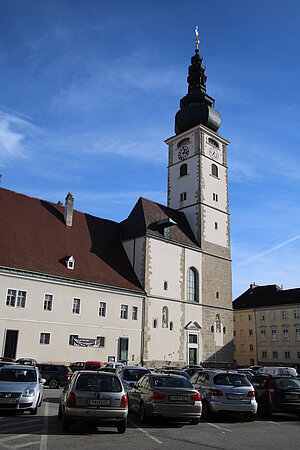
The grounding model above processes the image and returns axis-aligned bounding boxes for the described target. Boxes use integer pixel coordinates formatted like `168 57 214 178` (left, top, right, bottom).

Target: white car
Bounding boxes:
0 364 45 415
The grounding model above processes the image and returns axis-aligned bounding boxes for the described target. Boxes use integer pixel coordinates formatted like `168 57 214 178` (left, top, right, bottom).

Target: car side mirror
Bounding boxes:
40 378 46 384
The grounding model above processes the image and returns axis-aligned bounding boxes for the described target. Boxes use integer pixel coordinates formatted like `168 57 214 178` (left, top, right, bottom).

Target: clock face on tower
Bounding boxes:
209 147 220 161
178 146 189 161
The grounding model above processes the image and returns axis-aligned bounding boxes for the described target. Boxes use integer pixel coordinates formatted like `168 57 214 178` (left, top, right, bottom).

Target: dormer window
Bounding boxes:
66 256 75 270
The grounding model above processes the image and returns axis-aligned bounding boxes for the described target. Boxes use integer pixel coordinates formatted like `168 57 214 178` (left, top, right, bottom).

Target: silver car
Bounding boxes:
128 373 202 424
58 371 128 433
190 370 257 421
0 364 45 415
115 365 150 393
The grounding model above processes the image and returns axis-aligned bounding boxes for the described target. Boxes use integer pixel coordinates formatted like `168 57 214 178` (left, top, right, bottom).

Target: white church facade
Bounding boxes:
0 37 234 366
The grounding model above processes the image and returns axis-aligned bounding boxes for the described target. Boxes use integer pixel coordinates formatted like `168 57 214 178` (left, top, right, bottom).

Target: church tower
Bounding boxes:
165 30 233 363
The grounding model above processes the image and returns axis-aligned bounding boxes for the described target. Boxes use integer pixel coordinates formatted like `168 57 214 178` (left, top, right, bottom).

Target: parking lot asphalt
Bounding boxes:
0 388 299 450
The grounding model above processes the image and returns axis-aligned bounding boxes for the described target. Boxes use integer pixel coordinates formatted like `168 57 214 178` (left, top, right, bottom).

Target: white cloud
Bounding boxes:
0 111 40 162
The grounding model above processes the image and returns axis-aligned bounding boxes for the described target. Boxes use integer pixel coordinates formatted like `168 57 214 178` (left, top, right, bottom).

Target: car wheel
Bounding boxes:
245 412 256 422
30 404 38 416
201 401 211 421
117 419 127 434
190 418 199 425
139 402 147 423
48 378 59 389
58 404 63 420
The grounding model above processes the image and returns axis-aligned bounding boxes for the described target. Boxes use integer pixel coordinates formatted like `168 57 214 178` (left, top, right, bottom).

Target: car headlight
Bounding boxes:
22 389 36 397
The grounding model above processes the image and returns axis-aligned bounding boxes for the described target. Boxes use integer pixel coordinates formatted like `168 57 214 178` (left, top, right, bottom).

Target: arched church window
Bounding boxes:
177 137 190 148
211 164 218 177
180 163 187 177
216 314 221 333
187 267 198 302
208 137 219 148
162 306 169 328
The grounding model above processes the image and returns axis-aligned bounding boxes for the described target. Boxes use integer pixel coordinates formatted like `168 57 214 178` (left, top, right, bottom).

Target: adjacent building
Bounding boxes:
0 36 234 366
233 283 300 367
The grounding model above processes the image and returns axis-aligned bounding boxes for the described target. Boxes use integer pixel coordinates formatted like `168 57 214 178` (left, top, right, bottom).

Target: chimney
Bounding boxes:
249 282 258 293
64 192 74 227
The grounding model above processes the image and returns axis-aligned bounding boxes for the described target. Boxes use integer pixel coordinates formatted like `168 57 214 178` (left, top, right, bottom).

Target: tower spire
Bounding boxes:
174 28 221 135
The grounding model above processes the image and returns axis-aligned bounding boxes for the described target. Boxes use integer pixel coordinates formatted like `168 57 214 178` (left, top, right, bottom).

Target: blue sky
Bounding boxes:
1 0 300 299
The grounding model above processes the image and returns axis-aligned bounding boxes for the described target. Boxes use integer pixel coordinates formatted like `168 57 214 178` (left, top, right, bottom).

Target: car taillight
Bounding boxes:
120 395 128 408
66 373 72 377
66 392 76 407
191 392 201 402
268 379 275 397
151 392 166 400
247 390 255 398
210 389 223 397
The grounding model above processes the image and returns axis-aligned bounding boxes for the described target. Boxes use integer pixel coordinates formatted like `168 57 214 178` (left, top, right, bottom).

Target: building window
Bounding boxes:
213 193 218 202
170 321 173 331
6 289 26 308
250 344 253 351
72 298 81 315
189 334 198 343
285 351 290 359
208 137 219 148
282 310 288 319
99 301 107 317
248 314 252 321
162 306 169 328
187 267 198 302
295 327 300 341
271 328 277 341
216 314 221 333
273 351 278 359
180 163 188 177
177 137 190 148
294 310 300 319
96 336 105 347
260 312 265 321
260 329 266 341
249 329 253 336
216 291 219 299
223 326 226 334
211 164 218 177
69 334 79 346
214 222 218 230
180 192 187 202
66 255 75 270
283 328 289 341
132 306 138 320
153 319 158 328
270 311 276 321
262 351 267 359
43 294 53 311
40 333 50 345
120 304 128 320
164 281 168 290
233 330 236 337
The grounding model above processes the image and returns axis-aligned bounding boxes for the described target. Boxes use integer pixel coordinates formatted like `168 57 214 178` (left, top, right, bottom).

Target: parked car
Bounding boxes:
128 372 202 424
15 358 37 367
58 370 128 433
190 370 257 421
38 364 72 389
157 369 191 380
83 361 103 371
256 367 298 378
249 365 262 374
251 374 300 418
69 362 85 373
0 364 45 415
184 368 204 378
115 365 150 393
235 369 254 380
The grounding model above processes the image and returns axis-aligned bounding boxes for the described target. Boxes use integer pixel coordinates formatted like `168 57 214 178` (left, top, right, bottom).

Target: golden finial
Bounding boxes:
195 25 199 50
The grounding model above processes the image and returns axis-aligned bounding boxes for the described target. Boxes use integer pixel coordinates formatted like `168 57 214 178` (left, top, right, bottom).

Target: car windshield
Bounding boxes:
214 373 251 387
152 376 193 388
274 378 300 390
76 374 122 392
0 368 37 382
123 369 148 382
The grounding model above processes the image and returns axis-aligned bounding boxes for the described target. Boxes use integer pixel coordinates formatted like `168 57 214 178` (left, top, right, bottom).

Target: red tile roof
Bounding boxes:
0 188 143 292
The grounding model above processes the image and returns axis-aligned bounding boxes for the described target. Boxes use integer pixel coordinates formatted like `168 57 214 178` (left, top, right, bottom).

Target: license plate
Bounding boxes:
89 399 110 406
169 395 188 402
0 398 17 404
228 394 243 400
